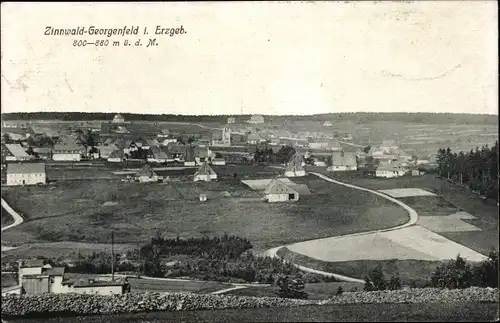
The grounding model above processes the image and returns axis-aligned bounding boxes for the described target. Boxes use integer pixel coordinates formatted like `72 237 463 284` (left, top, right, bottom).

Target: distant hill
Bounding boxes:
0 112 497 125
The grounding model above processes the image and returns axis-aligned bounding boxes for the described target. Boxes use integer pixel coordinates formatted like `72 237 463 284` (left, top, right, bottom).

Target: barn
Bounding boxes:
263 178 299 203
193 162 218 182
284 151 306 177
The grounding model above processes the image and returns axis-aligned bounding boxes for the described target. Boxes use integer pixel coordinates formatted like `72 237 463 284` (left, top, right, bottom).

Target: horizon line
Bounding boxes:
1 111 498 117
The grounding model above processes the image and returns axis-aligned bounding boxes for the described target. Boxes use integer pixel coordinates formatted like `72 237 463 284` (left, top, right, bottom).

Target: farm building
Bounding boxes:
7 259 128 296
247 115 265 124
134 165 161 183
112 113 125 124
52 143 83 161
32 147 52 160
99 143 119 159
284 151 306 177
135 137 149 150
107 150 126 163
211 158 226 165
263 178 299 203
412 169 424 176
308 142 329 150
147 145 169 163
212 127 231 146
194 146 210 165
199 193 208 202
247 133 266 145
375 161 407 178
159 136 178 146
227 117 236 124
193 162 218 182
3 144 31 161
323 121 333 127
327 151 357 172
6 163 46 186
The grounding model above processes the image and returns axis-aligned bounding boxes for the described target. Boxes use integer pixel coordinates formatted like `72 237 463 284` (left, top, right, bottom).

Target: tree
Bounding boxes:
276 275 308 299
187 137 195 144
364 275 375 291
430 254 474 289
336 286 344 295
472 249 498 288
363 145 371 154
388 273 402 290
369 264 387 291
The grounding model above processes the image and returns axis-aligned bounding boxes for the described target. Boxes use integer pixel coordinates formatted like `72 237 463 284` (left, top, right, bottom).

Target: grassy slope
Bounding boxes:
277 247 444 286
1 206 14 227
3 302 498 322
1 174 408 253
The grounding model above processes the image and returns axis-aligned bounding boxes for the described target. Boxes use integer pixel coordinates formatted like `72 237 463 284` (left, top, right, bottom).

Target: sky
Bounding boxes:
1 1 498 115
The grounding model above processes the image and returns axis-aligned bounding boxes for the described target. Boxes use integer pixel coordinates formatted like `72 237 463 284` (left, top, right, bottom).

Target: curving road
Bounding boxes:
263 171 419 283
1 198 25 252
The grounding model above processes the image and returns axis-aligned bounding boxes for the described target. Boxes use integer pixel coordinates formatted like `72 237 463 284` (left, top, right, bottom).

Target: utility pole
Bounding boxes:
111 230 115 282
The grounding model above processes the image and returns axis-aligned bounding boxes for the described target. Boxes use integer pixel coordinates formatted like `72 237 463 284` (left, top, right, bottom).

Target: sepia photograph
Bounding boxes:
0 1 498 322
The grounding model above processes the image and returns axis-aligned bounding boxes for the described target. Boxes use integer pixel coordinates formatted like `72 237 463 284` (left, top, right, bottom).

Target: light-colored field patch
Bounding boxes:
379 188 436 198
417 211 481 233
287 225 488 263
102 201 119 206
241 178 294 191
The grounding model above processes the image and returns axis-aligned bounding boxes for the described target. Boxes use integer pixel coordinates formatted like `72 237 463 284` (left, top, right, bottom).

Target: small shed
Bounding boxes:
199 194 208 202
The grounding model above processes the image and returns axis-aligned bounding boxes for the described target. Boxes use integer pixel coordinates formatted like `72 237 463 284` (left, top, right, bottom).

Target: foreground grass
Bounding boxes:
277 247 444 286
3 302 498 322
1 206 14 227
1 174 408 252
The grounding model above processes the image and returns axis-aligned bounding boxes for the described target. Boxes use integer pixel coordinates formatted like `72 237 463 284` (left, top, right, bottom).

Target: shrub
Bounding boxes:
364 276 375 292
431 255 474 289
276 275 308 300
388 273 402 291
336 286 344 295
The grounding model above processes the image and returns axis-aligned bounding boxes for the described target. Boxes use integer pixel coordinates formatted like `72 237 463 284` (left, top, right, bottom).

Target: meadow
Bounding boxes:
1 173 408 255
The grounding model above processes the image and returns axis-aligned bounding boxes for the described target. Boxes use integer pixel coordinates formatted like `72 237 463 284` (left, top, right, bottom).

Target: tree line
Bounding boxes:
363 251 498 291
436 141 498 200
3 112 496 125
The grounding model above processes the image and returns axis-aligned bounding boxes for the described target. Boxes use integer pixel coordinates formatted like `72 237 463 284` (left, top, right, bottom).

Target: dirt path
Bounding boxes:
1 198 25 252
263 171 419 283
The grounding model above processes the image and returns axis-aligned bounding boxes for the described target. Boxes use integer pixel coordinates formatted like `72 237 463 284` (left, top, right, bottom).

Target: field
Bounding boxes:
4 302 498 322
324 173 499 256
1 173 409 256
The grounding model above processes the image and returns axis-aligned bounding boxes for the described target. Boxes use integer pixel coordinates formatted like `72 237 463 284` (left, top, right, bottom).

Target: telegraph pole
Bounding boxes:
111 230 115 281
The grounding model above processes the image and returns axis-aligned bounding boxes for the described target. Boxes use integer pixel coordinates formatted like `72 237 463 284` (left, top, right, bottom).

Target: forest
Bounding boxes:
2 112 497 125
435 141 498 201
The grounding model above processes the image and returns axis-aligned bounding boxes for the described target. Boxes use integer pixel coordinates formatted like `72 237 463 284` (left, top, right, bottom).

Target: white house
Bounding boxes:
327 151 357 172
284 152 306 177
147 146 169 163
375 161 407 178
212 128 231 146
193 162 218 182
263 178 299 203
323 121 333 127
227 117 236 124
99 143 119 159
211 158 226 166
107 150 126 163
247 115 265 124
52 143 83 161
112 113 125 124
6 163 46 186
308 142 329 149
4 144 31 161
134 164 161 183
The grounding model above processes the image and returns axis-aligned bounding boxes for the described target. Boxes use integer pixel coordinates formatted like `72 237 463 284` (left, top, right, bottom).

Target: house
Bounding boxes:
313 157 327 167
159 136 178 146
323 121 333 127
4 144 31 161
135 137 149 150
52 143 83 161
263 178 299 203
211 158 226 166
247 133 266 145
33 147 52 160
112 113 125 124
247 115 265 124
166 143 186 162
6 163 46 186
12 259 128 295
212 128 231 146
269 138 281 146
379 140 399 154
284 151 306 177
327 151 357 172
107 150 126 163
184 145 196 166
134 164 161 183
375 160 407 178
199 193 208 202
194 146 210 165
328 141 343 151
412 169 424 176
193 162 218 182
147 145 169 163
102 138 115 146
99 143 119 159
227 117 236 124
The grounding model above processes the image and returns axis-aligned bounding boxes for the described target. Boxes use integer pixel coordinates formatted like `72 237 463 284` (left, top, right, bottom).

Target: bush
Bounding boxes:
336 286 344 295
276 275 308 300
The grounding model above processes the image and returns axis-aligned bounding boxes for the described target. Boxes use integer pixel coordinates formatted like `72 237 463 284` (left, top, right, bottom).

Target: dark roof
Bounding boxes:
41 267 65 276
7 163 46 174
